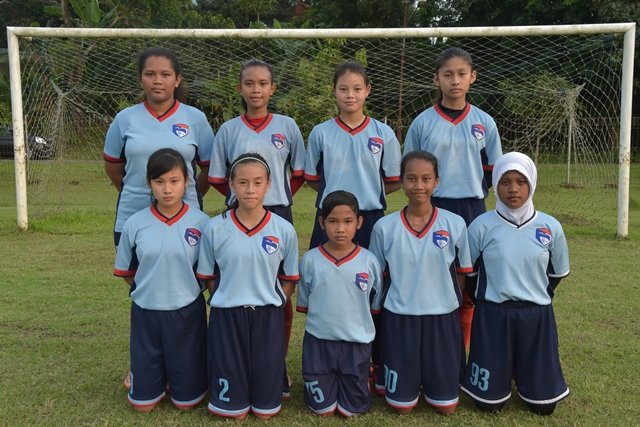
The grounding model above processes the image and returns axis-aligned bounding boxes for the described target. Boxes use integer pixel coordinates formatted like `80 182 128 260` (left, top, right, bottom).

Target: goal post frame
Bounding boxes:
7 23 636 236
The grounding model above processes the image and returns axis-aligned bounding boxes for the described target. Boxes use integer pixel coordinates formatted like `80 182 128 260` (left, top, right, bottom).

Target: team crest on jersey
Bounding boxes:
172 123 189 138
271 133 286 149
355 273 369 292
262 236 280 254
536 227 552 246
368 137 383 154
471 124 485 142
433 230 450 249
184 228 201 246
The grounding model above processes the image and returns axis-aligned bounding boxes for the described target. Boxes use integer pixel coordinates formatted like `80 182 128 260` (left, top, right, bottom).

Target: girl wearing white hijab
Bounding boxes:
460 152 571 415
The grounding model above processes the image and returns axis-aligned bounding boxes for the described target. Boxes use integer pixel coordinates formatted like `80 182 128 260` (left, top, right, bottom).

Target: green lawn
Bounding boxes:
0 160 639 425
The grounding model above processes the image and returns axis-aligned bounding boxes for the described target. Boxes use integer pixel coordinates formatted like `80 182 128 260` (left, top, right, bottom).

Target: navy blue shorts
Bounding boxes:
302 332 372 416
309 209 383 249
431 197 485 227
461 301 569 405
382 309 464 410
128 295 207 409
265 205 293 225
207 305 285 418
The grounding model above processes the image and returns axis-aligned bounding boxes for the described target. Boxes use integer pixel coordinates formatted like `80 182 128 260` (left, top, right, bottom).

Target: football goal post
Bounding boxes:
6 23 635 236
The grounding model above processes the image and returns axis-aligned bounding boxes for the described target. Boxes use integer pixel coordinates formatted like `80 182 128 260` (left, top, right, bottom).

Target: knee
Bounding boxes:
434 404 457 415
527 402 557 416
394 407 413 415
474 400 506 413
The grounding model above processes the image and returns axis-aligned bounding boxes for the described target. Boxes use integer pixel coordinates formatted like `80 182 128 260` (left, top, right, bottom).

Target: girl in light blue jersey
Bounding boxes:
114 148 209 412
403 47 503 350
461 152 570 415
297 190 382 417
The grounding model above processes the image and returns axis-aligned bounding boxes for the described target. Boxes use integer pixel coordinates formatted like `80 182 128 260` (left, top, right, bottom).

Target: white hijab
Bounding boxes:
492 152 537 225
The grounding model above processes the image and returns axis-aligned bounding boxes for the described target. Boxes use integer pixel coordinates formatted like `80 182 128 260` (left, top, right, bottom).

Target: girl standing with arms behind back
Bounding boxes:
305 61 402 250
104 47 214 248
403 47 503 349
197 153 299 421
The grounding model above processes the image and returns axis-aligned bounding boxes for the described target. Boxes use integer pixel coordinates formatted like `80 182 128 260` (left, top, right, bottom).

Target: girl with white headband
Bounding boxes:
197 153 300 421
461 152 570 415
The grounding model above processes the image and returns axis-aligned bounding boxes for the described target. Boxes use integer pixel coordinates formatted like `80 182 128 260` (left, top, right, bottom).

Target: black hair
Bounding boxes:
239 59 274 112
401 150 439 180
434 47 474 104
228 152 271 181
333 61 369 88
320 190 360 219
137 47 187 102
146 148 188 182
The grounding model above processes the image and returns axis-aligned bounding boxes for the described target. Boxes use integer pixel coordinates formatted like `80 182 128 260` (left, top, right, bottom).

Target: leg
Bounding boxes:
302 333 338 416
336 341 372 417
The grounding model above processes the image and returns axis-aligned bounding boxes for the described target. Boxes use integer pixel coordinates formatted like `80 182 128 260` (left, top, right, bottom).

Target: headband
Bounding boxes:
229 156 271 177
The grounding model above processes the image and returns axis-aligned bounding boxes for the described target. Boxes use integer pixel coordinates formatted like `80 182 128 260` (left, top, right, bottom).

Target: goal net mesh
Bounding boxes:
15 32 623 229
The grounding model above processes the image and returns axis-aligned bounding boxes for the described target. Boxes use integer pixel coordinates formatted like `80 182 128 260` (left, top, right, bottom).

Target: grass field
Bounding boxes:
1 160 639 426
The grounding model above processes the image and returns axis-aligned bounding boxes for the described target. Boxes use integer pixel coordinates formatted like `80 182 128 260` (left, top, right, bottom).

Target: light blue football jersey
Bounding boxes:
208 114 305 207
467 210 570 305
297 245 383 343
305 117 401 210
369 208 473 315
103 101 214 232
114 203 209 311
403 104 502 199
196 210 299 308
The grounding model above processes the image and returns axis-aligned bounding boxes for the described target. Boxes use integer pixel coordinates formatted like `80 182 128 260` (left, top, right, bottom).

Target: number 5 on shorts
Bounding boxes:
304 380 325 404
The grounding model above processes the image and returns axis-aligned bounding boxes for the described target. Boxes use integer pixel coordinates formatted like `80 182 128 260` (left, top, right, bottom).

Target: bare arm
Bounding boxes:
104 161 125 191
122 277 133 287
281 280 296 299
197 166 210 197
457 273 467 293
384 181 402 194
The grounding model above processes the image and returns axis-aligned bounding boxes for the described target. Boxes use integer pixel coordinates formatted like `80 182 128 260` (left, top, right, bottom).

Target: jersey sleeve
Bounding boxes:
368 222 386 268
304 126 322 182
296 253 311 313
195 220 218 280
381 127 401 183
454 218 473 274
402 116 422 155
114 220 137 277
195 112 215 168
369 254 384 314
548 221 570 278
208 123 230 186
483 116 502 166
103 115 125 162
466 217 483 277
288 119 306 177
278 225 300 282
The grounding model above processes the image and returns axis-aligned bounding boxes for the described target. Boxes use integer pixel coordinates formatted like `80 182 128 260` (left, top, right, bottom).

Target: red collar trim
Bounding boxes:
230 209 271 236
241 113 273 133
400 207 437 238
434 103 471 125
144 100 180 122
150 202 188 226
318 244 361 267
335 116 370 135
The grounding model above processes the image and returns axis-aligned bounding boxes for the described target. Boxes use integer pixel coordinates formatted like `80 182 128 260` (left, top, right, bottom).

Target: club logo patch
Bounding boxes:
368 137 383 154
355 273 369 292
172 123 189 138
536 227 552 246
184 228 201 246
471 124 485 142
262 236 279 254
271 133 286 149
433 230 450 249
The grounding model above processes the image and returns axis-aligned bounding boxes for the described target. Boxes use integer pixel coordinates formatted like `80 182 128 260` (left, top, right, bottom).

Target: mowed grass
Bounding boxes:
0 160 639 426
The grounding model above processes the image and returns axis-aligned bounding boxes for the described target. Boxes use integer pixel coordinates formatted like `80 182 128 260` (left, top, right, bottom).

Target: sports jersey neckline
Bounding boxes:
434 102 471 125
318 244 361 266
335 116 370 135
230 208 272 236
241 113 273 133
150 202 188 225
143 99 180 122
400 206 438 238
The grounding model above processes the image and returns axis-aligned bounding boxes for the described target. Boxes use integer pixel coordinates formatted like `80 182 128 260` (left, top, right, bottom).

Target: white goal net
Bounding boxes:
6 25 635 235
